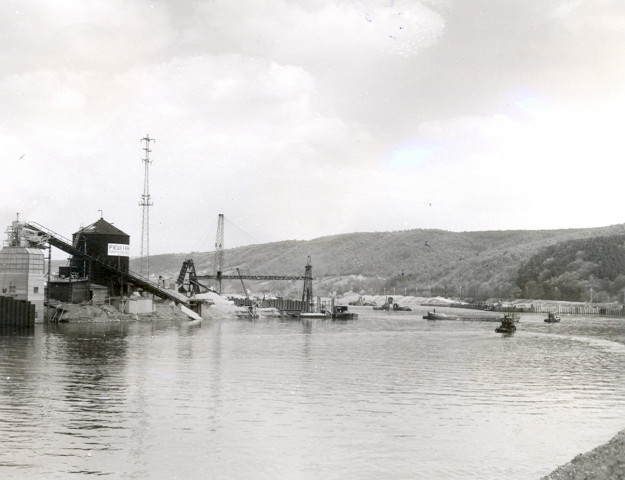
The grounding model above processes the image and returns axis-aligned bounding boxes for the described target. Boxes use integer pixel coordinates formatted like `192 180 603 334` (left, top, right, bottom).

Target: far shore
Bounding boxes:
336 293 625 313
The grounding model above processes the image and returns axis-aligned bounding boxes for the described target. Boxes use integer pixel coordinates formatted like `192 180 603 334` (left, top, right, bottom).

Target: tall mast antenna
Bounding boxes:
139 134 155 277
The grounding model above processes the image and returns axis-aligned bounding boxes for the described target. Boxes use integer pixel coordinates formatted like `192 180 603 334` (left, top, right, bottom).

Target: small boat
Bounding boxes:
544 312 561 323
392 303 412 311
495 313 518 333
332 305 358 320
423 311 458 320
373 296 393 311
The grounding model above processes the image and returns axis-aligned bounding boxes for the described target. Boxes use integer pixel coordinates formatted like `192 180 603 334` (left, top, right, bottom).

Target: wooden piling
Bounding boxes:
0 296 35 328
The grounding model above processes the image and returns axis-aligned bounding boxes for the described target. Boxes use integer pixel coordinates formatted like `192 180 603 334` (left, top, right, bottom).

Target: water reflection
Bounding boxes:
1 310 625 479
0 326 34 337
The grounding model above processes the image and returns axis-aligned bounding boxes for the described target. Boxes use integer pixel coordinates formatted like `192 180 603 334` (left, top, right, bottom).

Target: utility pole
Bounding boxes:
139 134 155 277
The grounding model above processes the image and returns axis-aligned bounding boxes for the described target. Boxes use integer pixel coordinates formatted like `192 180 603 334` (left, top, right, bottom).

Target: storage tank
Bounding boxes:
70 218 130 288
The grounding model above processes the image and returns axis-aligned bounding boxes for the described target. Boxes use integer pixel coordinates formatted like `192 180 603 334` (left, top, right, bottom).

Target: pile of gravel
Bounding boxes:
541 430 625 480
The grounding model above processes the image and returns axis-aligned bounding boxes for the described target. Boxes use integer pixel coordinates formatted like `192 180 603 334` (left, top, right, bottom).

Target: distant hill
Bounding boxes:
129 223 625 301
518 233 625 303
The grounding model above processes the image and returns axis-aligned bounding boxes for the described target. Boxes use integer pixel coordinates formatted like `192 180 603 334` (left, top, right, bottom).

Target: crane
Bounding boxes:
236 267 249 300
176 259 211 296
214 214 224 293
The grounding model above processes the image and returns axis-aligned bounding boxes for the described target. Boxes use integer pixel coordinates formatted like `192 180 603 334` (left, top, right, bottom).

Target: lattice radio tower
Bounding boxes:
139 134 155 276
214 213 224 293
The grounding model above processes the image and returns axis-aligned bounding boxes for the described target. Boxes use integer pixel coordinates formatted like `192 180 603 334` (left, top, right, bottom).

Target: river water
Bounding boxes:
2 306 625 479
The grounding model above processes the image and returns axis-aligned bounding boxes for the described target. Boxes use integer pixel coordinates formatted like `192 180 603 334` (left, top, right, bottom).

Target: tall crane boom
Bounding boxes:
214 213 224 293
236 268 249 299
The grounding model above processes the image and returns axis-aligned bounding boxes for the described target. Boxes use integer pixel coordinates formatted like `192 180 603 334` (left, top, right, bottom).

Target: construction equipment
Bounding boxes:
236 268 249 299
214 214 224 293
177 259 211 296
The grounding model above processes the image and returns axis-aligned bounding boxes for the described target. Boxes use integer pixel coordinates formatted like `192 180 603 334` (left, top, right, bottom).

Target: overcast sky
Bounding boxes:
3 0 625 257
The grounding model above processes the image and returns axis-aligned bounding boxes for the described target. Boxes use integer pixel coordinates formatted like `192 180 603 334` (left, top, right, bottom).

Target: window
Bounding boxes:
34 287 39 294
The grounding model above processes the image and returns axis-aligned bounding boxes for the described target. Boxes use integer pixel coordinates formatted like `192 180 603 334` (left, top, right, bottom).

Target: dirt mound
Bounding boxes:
50 299 192 323
542 430 625 480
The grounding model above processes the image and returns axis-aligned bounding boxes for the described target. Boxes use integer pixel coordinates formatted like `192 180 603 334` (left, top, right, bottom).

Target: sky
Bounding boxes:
2 0 625 257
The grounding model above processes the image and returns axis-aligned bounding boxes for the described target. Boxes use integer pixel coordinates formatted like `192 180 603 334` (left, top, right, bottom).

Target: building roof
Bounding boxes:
74 218 129 237
0 246 45 256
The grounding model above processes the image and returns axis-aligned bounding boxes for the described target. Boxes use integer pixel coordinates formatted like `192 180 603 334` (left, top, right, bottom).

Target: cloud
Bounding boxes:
0 1 174 73
1 0 625 258
188 0 445 61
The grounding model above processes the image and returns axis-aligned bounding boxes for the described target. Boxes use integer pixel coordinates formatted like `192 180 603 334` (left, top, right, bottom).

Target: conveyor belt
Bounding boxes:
25 222 189 306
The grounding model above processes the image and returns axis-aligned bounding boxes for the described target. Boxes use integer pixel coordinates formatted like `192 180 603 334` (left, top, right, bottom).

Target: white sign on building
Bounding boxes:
108 243 130 257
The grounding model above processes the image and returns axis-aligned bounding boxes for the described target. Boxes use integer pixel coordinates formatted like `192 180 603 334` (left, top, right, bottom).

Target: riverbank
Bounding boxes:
47 299 192 322
337 293 625 315
44 291 243 322
541 429 625 479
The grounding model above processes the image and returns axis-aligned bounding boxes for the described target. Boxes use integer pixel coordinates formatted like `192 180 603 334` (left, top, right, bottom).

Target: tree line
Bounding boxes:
135 226 625 302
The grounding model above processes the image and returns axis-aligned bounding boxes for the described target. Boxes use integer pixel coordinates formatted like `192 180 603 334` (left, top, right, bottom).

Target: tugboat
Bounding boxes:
332 305 358 320
330 298 358 320
495 313 518 333
544 312 561 323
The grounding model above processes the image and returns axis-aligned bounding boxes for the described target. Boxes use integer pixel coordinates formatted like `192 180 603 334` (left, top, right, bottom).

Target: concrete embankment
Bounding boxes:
541 430 625 479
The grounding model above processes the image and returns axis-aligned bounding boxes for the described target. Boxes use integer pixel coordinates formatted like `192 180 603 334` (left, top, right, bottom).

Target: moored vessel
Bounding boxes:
423 310 459 320
332 305 358 320
544 312 561 323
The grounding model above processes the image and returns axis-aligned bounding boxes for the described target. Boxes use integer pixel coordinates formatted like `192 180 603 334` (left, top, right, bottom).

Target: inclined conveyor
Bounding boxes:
25 222 189 307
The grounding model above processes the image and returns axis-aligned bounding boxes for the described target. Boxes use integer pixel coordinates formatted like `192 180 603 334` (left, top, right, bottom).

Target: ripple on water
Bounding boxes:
1 313 625 479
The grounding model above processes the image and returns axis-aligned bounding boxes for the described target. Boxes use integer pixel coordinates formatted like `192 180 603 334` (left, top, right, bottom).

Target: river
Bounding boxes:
1 306 625 479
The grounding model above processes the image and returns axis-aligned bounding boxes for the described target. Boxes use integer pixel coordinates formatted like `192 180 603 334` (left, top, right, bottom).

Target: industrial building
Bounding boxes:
71 218 129 283
0 215 195 323
48 217 133 305
0 220 45 322
0 139 194 323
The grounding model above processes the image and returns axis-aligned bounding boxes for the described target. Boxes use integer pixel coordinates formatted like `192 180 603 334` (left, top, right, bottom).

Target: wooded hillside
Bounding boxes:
130 223 625 301
518 234 625 303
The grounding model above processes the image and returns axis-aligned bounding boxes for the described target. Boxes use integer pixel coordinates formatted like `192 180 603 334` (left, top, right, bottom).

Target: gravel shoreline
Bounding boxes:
541 430 625 479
